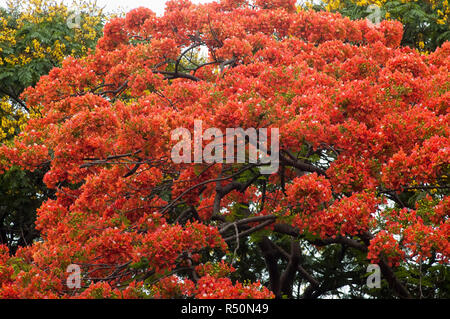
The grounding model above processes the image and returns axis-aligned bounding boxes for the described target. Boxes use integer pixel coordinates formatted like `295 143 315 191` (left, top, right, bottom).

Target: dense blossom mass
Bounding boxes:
0 0 448 299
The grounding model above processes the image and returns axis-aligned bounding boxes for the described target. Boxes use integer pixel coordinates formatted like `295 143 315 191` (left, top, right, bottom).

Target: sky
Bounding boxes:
94 0 215 15
0 0 216 16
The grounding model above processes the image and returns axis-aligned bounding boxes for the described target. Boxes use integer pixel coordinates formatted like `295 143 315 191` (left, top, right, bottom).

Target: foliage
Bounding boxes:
0 0 105 142
0 0 106 254
0 0 448 299
0 165 53 254
315 0 450 51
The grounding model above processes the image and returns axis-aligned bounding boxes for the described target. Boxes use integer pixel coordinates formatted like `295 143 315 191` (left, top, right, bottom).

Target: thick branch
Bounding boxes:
153 70 201 82
259 236 281 297
279 152 327 176
223 219 275 242
272 241 320 288
219 215 276 235
279 240 302 298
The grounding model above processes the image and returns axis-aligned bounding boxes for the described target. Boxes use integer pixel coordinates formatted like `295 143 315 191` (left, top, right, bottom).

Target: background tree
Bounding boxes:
310 0 450 51
0 0 105 254
0 0 448 299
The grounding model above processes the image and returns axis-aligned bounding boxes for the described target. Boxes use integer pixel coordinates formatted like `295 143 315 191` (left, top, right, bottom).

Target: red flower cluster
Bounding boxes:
196 275 274 299
368 230 405 267
294 192 379 239
0 0 448 298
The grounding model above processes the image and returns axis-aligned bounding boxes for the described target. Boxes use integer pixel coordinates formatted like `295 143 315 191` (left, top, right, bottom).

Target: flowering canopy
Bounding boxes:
0 0 448 299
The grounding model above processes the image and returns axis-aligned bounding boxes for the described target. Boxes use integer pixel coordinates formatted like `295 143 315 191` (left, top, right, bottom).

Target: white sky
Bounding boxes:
0 0 216 16
95 0 215 15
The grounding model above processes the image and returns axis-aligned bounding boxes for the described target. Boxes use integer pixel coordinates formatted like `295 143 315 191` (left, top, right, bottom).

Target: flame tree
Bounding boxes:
0 0 448 299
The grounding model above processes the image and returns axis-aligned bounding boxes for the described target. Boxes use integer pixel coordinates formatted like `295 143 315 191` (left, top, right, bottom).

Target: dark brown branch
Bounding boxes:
273 223 368 251
279 152 327 176
153 70 201 82
223 219 275 242
123 157 142 178
259 236 281 297
378 257 411 299
279 240 302 298
0 86 28 111
80 150 142 168
272 241 320 288
219 215 276 235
